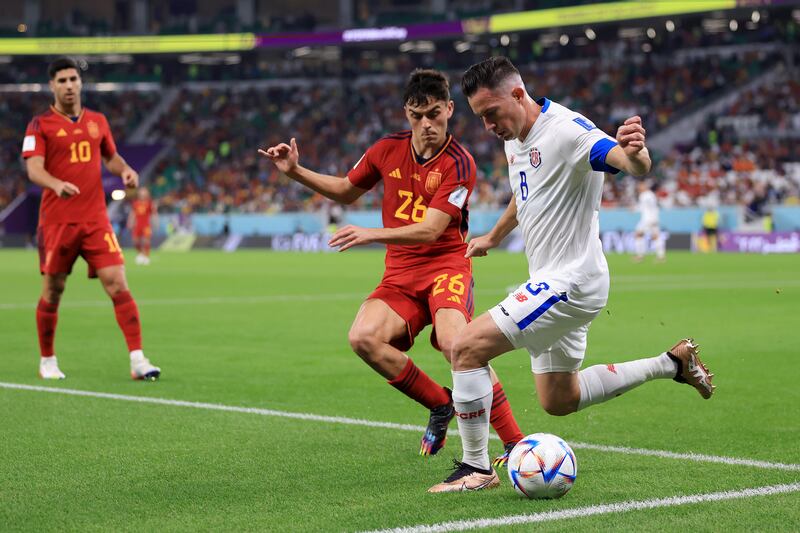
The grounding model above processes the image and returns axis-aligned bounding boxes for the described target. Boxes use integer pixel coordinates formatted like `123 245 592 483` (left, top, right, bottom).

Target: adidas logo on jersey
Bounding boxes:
389 168 402 179
56 128 67 137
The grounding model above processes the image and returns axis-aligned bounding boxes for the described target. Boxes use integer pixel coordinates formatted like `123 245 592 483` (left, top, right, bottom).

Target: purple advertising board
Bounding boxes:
718 231 800 254
256 21 465 48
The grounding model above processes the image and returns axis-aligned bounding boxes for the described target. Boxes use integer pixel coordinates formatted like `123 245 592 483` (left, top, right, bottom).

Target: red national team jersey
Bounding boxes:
22 106 117 225
131 199 153 229
347 131 476 268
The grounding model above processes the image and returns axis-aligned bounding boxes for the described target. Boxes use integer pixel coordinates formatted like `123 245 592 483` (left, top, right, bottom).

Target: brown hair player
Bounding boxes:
22 57 160 381
260 69 526 463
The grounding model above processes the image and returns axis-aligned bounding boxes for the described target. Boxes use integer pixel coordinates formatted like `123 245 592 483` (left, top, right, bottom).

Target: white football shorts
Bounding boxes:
636 218 660 234
488 280 602 374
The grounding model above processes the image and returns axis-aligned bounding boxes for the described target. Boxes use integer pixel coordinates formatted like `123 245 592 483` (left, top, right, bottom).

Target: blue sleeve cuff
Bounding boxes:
589 138 620 174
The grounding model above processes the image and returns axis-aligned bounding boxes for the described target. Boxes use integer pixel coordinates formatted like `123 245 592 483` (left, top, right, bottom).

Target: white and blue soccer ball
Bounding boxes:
507 433 577 499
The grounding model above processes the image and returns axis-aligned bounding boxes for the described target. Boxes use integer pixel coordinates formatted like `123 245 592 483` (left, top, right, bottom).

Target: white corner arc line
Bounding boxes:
2 381 799 473
362 483 800 533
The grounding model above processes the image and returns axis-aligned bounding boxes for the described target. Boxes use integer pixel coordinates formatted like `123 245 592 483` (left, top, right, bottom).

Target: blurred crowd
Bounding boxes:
144 50 796 215
1 15 798 218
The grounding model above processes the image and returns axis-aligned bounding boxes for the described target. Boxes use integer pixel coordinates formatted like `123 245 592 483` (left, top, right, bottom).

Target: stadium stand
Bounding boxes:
1 6 798 226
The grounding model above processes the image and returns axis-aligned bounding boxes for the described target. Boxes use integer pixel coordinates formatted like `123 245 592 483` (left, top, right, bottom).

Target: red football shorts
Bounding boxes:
132 224 152 239
368 260 475 352
38 220 125 278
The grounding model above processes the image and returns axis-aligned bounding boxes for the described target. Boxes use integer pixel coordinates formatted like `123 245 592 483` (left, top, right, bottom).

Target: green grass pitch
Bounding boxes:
1 249 798 532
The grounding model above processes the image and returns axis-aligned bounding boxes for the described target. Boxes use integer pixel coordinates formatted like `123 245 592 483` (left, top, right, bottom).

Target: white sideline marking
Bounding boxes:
364 483 800 533
0 293 365 310
568 441 800 472
0 381 423 433
2 382 799 473
1 278 798 311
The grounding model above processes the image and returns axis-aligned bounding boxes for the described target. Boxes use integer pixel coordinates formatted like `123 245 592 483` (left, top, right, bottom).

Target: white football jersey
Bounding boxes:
637 189 659 224
505 98 618 307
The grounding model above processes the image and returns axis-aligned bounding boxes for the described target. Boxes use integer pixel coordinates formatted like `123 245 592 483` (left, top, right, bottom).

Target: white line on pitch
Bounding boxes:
0 292 365 310
363 482 800 533
1 279 798 310
567 441 800 472
2 381 799 473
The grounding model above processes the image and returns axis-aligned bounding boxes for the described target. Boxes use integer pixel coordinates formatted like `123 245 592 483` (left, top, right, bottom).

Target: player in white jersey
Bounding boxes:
634 180 666 262
429 57 715 493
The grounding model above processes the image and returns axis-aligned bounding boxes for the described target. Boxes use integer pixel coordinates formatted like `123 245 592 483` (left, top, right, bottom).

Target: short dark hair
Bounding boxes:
48 57 80 79
402 69 450 107
461 56 521 98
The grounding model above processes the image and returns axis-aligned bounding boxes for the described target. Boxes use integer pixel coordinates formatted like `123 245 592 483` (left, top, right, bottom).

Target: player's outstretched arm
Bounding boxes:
26 156 80 197
606 116 651 177
259 137 366 204
465 198 518 258
329 208 452 252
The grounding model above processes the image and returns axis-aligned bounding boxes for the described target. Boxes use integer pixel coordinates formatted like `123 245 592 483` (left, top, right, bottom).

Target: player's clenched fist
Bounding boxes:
259 137 300 174
616 116 646 154
121 166 139 188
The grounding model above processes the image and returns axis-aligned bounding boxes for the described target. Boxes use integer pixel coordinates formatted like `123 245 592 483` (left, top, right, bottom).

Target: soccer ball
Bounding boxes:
507 433 577 499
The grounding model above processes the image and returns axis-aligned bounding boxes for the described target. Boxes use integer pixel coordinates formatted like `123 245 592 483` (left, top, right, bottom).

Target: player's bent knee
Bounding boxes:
348 328 381 359
104 282 127 297
42 278 66 303
42 291 63 304
539 395 578 416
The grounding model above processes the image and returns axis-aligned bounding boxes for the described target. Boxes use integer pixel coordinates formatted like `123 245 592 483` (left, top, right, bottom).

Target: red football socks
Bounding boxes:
36 298 59 357
389 358 451 409
112 290 143 351
490 381 525 446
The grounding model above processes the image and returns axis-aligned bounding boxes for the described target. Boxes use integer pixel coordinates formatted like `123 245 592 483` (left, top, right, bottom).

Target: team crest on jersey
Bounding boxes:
529 147 542 168
425 170 442 194
87 121 100 139
509 154 515 165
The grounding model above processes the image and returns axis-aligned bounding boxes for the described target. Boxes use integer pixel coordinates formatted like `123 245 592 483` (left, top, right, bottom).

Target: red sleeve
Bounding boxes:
100 114 117 159
346 143 382 190
21 117 46 159
428 150 476 220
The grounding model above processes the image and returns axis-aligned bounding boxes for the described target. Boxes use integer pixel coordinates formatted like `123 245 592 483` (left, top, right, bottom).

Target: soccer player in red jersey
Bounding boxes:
21 57 160 381
261 70 525 461
128 187 157 265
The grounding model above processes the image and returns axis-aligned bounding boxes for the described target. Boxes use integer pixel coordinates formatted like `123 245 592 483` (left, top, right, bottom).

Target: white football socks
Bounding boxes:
635 235 647 257
578 353 677 411
130 349 145 362
452 367 493 471
655 234 666 259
